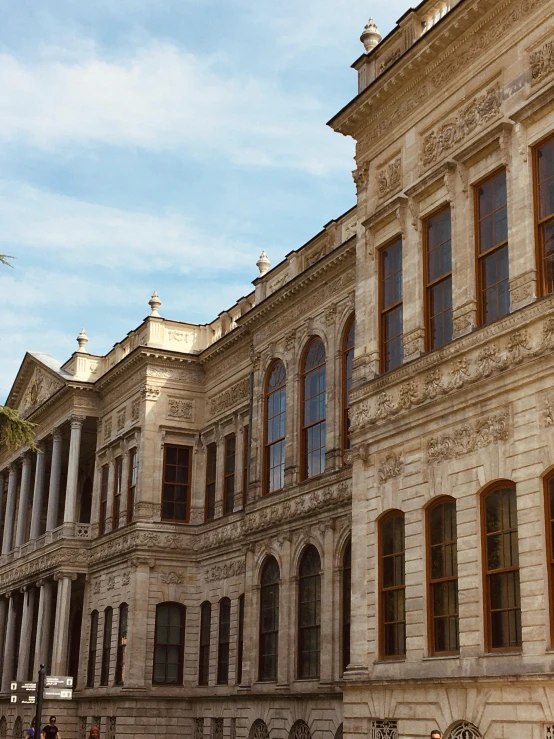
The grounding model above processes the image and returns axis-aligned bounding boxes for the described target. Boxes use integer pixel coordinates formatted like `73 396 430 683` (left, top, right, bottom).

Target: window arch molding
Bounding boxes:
291 535 324 575
297 543 322 679
444 721 483 739
263 358 288 495
255 550 283 585
300 336 328 481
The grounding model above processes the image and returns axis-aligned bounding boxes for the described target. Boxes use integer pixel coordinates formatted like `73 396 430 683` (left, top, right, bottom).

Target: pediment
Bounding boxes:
7 354 69 419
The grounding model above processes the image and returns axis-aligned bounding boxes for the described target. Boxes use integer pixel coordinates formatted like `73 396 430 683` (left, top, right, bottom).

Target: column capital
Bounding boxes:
35 443 46 456
52 427 63 442
21 452 32 466
70 415 86 429
54 572 78 582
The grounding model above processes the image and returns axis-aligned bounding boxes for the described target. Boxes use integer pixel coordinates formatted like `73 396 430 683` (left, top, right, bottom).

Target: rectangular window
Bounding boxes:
380 514 405 659
205 443 217 522
127 448 138 524
112 457 123 531
114 603 128 686
428 500 459 655
223 434 236 515
100 607 113 686
161 445 192 522
153 603 185 685
425 207 453 350
217 599 231 685
86 610 99 687
242 425 249 507
380 238 403 372
99 465 109 536
476 169 509 325
198 602 211 686
237 594 244 684
535 135 554 296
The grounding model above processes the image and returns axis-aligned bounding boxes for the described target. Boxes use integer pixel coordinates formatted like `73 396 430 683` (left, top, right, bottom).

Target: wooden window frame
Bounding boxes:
161 444 192 523
379 237 404 373
99 464 109 536
114 602 128 686
297 545 322 679
223 434 236 515
263 361 287 495
152 602 185 685
205 443 217 522
86 610 99 688
379 510 406 660
481 481 522 653
242 424 249 507
198 601 211 686
533 132 554 297
237 594 245 684
112 456 123 531
217 597 231 685
126 448 138 525
341 317 355 459
474 168 510 327
100 606 113 686
341 540 351 673
426 496 459 656
259 557 280 682
300 339 327 481
423 206 453 352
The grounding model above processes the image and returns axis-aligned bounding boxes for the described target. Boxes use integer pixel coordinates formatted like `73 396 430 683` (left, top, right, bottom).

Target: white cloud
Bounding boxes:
0 42 351 175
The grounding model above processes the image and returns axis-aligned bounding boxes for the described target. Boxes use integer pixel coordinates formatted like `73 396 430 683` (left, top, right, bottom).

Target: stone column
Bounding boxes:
126 559 152 688
46 429 63 532
33 580 54 677
319 524 335 684
0 596 8 675
0 471 6 537
2 465 19 553
51 573 76 675
238 547 255 688
15 454 32 547
1 594 17 691
277 535 292 688
29 445 46 540
17 586 36 680
64 416 85 524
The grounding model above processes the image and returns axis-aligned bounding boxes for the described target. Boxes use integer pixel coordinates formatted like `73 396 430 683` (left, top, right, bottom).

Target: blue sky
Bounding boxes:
0 0 409 402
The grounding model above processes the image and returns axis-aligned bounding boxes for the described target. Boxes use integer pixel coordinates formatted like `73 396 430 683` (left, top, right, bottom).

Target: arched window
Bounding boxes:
86 610 98 687
264 361 287 494
482 483 521 650
115 603 128 685
342 541 351 672
545 472 554 642
217 598 231 685
301 339 326 480
100 606 113 685
237 594 245 684
153 602 185 685
427 498 459 655
198 601 211 685
379 511 405 659
342 318 355 455
297 545 321 678
259 557 280 681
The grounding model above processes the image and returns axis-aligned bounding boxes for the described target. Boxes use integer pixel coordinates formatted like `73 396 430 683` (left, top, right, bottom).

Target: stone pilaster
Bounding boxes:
46 428 63 532
277 535 292 689
63 416 85 524
319 523 335 684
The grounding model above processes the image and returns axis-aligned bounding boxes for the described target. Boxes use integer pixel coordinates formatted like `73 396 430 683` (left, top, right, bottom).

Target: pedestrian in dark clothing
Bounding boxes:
41 717 60 739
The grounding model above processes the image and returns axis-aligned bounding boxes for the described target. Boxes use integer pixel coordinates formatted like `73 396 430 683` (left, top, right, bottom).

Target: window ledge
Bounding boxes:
422 654 460 661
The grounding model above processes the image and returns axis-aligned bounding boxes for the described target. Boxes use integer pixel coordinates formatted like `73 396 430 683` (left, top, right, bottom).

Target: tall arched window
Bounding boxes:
115 602 128 685
482 483 521 651
297 545 321 678
153 602 185 685
100 606 113 685
259 557 280 681
265 361 286 494
198 601 211 685
427 498 459 655
86 610 98 687
545 472 554 643
301 340 326 480
342 318 355 456
342 541 351 672
379 511 405 659
237 594 245 684
217 598 231 685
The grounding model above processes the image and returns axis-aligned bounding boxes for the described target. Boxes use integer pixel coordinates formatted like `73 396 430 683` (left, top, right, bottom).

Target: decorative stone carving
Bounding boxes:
427 411 509 463
530 38 554 85
325 304 337 326
447 722 482 739
379 47 402 73
289 721 312 739
93 578 100 594
19 366 64 418
107 574 115 590
248 721 269 739
107 718 116 739
378 452 403 483
147 366 203 384
377 157 402 199
544 397 554 427
510 271 535 306
117 408 126 431
142 385 161 401
122 570 131 585
353 161 371 194
195 720 205 739
103 418 112 442
212 719 223 739
204 559 246 583
160 571 184 584
167 398 194 420
370 721 398 739
167 329 193 347
210 377 250 416
131 398 140 421
422 84 501 166
268 271 290 294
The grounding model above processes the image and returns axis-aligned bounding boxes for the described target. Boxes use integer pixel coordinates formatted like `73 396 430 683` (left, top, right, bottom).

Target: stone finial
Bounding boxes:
76 328 89 353
360 17 382 52
149 291 162 317
256 251 270 277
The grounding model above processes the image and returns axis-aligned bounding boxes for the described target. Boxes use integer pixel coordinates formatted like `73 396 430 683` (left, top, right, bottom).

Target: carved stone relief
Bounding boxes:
160 571 184 584
530 38 554 85
204 559 246 583
427 411 509 463
18 366 64 418
209 377 250 416
353 161 371 194
377 157 402 199
167 398 194 420
378 452 403 483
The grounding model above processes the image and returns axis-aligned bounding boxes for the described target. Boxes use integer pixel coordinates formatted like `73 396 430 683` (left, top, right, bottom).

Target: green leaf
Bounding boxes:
0 406 36 450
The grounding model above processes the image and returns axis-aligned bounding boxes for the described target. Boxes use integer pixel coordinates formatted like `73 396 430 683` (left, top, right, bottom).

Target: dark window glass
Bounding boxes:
265 361 286 494
205 444 217 522
380 513 405 658
217 598 231 684
115 603 128 685
342 542 351 672
428 500 459 654
242 424 249 506
223 435 236 514
237 594 245 684
99 465 109 536
127 448 138 524
343 319 355 454
298 545 321 679
162 445 192 522
112 456 123 531
425 208 453 349
198 601 211 685
86 610 98 687
536 136 554 296
100 606 113 686
477 170 510 325
153 602 185 685
380 239 403 371
302 340 326 480
483 485 521 650
259 557 280 681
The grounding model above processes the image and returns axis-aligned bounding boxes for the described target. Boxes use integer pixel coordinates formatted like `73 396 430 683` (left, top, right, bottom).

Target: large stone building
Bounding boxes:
1 0 554 738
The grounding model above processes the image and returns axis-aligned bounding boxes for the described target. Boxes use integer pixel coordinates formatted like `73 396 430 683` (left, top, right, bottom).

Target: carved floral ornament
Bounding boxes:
377 157 402 199
530 37 554 86
350 313 554 433
167 398 193 420
209 377 250 416
427 411 509 464
378 451 403 483
204 558 245 583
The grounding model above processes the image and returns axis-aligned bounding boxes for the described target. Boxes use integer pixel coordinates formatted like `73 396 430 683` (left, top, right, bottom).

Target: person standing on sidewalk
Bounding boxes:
41 716 60 739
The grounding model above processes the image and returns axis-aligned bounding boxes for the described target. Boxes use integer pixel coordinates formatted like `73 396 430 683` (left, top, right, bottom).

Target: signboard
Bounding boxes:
45 676 73 688
43 688 72 700
10 695 36 704
10 681 37 692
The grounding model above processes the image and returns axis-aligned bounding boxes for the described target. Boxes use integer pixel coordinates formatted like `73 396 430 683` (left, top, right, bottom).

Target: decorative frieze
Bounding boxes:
378 452 403 483
209 377 250 416
204 559 246 583
427 411 509 464
147 366 203 384
422 84 501 167
160 571 184 584
530 37 554 86
377 157 402 199
167 329 194 347
167 398 194 420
